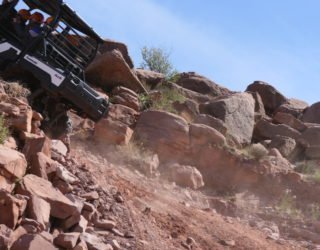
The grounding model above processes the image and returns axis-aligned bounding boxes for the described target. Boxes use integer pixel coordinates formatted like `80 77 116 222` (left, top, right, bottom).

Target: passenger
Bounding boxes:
27 11 44 37
12 9 30 37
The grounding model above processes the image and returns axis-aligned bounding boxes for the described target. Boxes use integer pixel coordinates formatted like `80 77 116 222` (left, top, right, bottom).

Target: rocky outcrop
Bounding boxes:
246 81 287 114
111 86 140 111
135 69 165 89
176 72 231 96
99 39 134 68
86 49 147 93
200 93 255 145
254 119 301 141
16 174 78 219
302 102 320 124
273 112 307 132
134 111 189 161
193 114 228 135
164 163 205 189
276 98 308 118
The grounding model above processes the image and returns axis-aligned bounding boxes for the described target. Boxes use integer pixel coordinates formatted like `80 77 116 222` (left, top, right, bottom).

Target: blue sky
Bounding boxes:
27 0 320 104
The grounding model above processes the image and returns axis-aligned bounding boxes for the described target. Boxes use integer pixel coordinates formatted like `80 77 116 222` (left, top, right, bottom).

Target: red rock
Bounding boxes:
94 119 133 145
8 104 33 133
3 136 18 149
16 174 78 219
0 224 12 249
0 175 15 192
165 164 205 189
0 102 20 116
135 69 164 89
134 110 189 161
0 190 27 229
301 127 320 146
269 136 297 159
200 93 255 145
51 140 68 156
22 136 51 161
107 104 138 127
81 191 99 201
54 233 80 249
11 234 58 250
193 114 227 135
173 99 199 122
86 49 147 93
30 152 58 180
276 98 308 118
189 123 226 147
112 86 140 111
273 112 307 132
254 119 301 141
176 72 231 96
73 215 88 233
73 239 88 250
302 102 320 124
0 145 27 180
94 219 116 231
26 196 51 230
246 81 287 114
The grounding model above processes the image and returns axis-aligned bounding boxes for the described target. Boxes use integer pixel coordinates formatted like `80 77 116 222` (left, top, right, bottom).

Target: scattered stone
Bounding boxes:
51 140 68 156
54 232 80 249
186 237 196 245
56 165 79 184
11 234 57 250
0 190 27 229
26 195 51 230
73 239 89 250
16 174 78 219
81 191 99 201
94 219 116 231
220 239 236 247
114 193 124 203
111 239 121 250
80 233 113 250
0 145 27 180
22 136 51 161
112 228 125 237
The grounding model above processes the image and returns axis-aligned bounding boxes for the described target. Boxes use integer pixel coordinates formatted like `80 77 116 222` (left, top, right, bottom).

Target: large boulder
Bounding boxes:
199 93 255 145
0 94 33 133
134 111 189 161
16 175 78 219
107 104 138 127
169 82 211 104
94 118 133 145
276 98 308 118
11 234 57 250
193 114 227 135
135 69 165 89
246 81 287 114
301 127 320 147
302 102 320 124
22 136 51 162
98 39 134 68
0 145 27 180
86 49 147 93
0 190 27 229
165 164 205 189
173 99 199 122
111 86 140 111
254 119 301 141
176 72 231 96
189 123 226 147
273 112 307 132
269 136 297 159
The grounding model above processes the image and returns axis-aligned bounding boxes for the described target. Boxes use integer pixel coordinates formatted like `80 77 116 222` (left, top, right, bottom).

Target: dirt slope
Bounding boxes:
71 136 303 250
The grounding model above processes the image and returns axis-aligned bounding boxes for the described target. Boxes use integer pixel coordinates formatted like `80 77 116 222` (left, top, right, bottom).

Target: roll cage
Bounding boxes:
0 0 103 78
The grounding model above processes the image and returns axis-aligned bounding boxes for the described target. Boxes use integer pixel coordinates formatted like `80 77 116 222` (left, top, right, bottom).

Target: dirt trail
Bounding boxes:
71 137 303 250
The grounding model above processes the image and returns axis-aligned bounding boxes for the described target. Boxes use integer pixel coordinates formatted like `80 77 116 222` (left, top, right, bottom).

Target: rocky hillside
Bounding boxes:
0 40 320 249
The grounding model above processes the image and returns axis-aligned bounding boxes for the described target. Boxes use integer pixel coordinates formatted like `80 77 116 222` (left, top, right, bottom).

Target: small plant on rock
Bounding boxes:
0 115 9 144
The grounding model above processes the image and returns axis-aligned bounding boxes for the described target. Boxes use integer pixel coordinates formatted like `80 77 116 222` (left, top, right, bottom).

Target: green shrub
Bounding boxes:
140 46 178 80
0 115 9 144
151 87 185 113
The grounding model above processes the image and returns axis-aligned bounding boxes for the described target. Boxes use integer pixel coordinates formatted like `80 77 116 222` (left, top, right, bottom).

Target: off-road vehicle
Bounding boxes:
0 0 108 123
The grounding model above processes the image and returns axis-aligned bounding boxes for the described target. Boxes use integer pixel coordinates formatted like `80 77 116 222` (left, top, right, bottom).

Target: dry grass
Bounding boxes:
0 115 9 144
242 144 268 160
276 190 302 219
4 82 31 98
